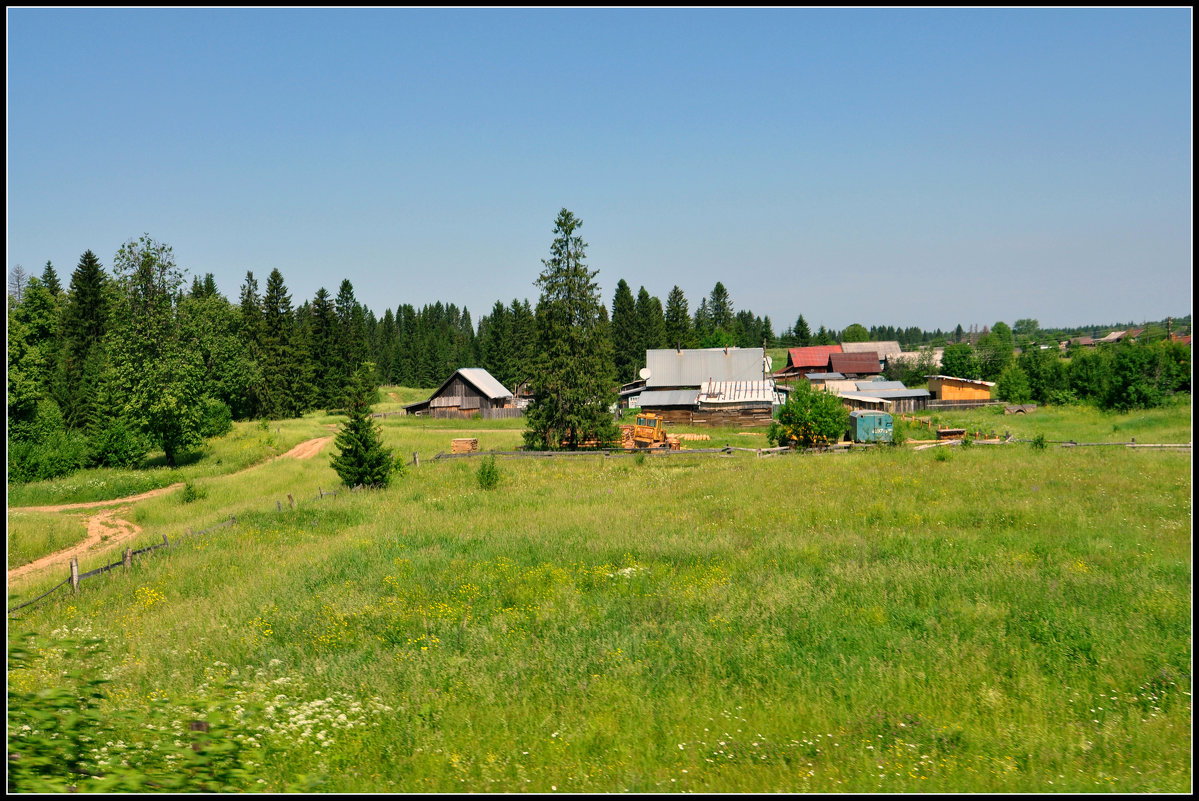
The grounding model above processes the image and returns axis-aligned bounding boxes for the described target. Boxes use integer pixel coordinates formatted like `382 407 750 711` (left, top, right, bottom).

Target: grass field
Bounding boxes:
6 395 1192 792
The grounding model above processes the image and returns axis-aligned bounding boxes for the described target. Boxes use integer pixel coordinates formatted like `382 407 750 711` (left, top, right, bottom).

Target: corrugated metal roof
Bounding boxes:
840 341 902 359
638 389 701 407
925 375 996 387
805 372 846 380
851 388 931 400
829 353 882 373
837 392 891 406
855 380 907 391
456 368 513 399
644 348 765 387
787 345 842 369
697 380 779 406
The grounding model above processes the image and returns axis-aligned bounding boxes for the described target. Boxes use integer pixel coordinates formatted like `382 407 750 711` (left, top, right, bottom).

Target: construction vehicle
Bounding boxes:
621 412 681 450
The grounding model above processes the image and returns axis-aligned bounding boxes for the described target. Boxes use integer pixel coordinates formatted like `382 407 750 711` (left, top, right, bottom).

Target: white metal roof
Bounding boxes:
840 341 903 359
453 368 513 399
644 348 766 388
697 379 780 406
638 389 701 407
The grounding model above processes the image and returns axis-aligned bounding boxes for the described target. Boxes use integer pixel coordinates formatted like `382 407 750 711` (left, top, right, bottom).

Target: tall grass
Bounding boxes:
7 401 1191 792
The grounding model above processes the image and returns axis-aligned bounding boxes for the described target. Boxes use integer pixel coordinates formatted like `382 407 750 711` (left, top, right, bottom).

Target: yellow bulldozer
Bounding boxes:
621 412 681 450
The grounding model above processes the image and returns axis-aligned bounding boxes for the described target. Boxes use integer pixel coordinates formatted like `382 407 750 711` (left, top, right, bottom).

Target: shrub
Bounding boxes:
181 481 207 503
88 419 149 468
996 363 1032 403
1031 433 1048 451
768 381 850 448
198 396 233 439
476 454 501 490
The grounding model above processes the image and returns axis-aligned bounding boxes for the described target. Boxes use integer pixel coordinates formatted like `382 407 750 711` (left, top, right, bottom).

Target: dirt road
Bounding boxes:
7 508 142 583
7 436 335 583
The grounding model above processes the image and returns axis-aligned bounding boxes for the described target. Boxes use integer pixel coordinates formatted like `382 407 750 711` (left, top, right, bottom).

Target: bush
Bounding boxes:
181 481 207 503
768 381 850 448
1031 433 1048 451
996 363 1032 403
88 419 149 468
198 396 233 439
476 455 501 490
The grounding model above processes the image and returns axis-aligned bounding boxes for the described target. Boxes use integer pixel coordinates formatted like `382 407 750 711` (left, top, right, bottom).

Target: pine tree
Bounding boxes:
330 361 397 488
523 209 617 450
793 315 812 346
664 285 692 350
40 261 62 296
635 287 666 359
309 288 340 408
708 282 734 332
260 269 299 418
60 251 110 428
611 279 638 383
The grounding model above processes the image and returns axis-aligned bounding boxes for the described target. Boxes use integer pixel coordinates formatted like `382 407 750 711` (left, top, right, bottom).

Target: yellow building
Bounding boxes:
925 375 995 401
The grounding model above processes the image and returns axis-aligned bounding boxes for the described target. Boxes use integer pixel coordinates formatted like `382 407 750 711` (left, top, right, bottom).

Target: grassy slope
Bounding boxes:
7 399 1191 792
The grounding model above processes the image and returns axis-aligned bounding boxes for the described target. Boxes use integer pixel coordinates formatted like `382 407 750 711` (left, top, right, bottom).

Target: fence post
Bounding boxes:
163 533 169 548
231 515 236 526
70 559 80 593
413 451 420 468
123 549 132 572
288 494 295 509
277 500 282 512
318 486 323 498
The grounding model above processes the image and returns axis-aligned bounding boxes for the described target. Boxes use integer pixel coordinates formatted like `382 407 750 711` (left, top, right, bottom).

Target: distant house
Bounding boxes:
774 345 842 380
828 352 882 378
889 348 944 369
925 375 995 402
404 368 517 418
840 340 902 365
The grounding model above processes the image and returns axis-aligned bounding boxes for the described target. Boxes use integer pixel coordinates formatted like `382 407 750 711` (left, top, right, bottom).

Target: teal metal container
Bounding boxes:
850 410 893 443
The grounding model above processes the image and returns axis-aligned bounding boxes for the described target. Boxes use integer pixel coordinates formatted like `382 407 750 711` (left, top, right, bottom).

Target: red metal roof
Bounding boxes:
787 345 842 369
828 352 881 374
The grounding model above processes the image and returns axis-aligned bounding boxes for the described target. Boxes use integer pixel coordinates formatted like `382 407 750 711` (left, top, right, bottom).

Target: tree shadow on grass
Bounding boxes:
141 450 204 469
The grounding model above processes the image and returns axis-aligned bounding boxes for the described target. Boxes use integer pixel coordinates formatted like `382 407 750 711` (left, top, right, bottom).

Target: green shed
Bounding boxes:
849 410 893 443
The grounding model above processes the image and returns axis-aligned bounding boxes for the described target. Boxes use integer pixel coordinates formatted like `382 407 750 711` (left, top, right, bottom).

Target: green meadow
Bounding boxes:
6 396 1192 792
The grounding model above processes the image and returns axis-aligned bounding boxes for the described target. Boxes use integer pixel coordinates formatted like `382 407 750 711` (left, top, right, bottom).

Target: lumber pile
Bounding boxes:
451 438 479 454
676 433 710 441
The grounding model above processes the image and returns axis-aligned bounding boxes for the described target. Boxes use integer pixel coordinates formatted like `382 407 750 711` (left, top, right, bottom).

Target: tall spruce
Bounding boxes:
635 286 666 358
260 269 300 418
664 285 692 350
611 279 638 383
60 251 110 428
523 209 617 450
793 314 811 346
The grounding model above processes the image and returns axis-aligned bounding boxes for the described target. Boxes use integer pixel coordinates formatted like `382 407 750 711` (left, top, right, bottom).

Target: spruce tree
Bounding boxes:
794 315 811 346
330 361 397 488
260 269 299 418
523 209 617 450
611 279 638 383
635 287 666 359
664 285 692 350
40 261 62 296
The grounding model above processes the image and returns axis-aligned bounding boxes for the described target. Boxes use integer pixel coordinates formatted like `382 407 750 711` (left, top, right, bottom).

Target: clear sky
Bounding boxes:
7 8 1192 332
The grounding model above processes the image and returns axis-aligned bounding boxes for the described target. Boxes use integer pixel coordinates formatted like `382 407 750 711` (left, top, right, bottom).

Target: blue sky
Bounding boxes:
7 8 1192 332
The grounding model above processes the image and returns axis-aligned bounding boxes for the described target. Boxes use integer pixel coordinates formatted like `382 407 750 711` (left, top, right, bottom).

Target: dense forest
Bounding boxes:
6 239 1191 482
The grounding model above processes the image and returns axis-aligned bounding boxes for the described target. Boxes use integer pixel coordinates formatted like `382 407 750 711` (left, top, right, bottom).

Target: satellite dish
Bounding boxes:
638 367 652 380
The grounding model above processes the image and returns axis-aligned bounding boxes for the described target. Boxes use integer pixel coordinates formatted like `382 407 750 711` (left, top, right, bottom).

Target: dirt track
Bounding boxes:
7 436 334 583
8 508 142 583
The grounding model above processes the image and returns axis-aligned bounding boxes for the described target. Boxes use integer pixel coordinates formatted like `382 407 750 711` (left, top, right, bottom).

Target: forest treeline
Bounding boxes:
6 238 1192 482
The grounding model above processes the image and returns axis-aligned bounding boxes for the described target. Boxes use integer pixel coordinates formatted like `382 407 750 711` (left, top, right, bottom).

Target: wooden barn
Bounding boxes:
403 368 518 419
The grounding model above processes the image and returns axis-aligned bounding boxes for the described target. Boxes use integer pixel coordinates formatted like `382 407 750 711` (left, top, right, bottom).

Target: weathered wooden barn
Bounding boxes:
403 368 518 419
